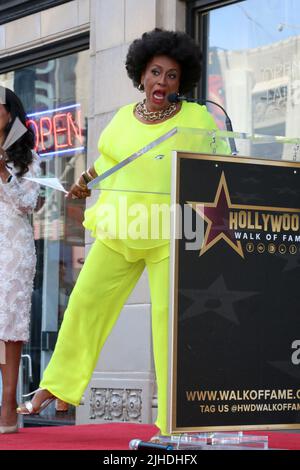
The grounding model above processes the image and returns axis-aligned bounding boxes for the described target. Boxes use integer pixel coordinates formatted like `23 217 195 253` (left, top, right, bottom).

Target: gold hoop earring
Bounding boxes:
138 83 144 92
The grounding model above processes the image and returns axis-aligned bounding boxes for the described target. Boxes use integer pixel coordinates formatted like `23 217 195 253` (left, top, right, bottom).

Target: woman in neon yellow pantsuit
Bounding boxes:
17 29 226 435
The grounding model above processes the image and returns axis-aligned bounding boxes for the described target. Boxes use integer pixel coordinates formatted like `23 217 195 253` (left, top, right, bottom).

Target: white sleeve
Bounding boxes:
0 152 41 215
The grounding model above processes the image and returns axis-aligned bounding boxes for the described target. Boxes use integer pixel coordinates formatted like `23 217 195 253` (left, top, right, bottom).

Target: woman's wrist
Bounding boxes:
81 171 91 185
76 176 88 189
87 167 97 179
78 167 97 188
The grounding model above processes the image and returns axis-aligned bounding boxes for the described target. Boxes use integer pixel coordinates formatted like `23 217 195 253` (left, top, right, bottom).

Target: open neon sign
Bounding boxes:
27 103 85 158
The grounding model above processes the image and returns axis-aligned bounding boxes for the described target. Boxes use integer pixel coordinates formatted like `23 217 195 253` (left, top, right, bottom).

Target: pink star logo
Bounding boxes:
188 172 244 258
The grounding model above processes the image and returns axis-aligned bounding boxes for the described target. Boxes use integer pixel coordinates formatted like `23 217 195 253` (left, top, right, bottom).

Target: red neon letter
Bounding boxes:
26 119 39 151
53 113 68 149
67 110 83 146
40 117 53 151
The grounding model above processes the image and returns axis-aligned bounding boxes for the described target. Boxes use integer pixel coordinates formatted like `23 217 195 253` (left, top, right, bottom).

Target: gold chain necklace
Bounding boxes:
135 99 177 122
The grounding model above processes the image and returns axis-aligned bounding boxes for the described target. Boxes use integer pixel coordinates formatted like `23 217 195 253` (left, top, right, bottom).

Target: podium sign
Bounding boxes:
169 151 300 432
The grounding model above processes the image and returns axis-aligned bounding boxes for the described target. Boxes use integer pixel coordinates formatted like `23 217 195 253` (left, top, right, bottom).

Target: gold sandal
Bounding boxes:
16 389 55 415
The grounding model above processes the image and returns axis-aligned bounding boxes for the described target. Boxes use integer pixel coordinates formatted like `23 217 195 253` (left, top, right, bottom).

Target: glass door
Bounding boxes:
0 48 89 424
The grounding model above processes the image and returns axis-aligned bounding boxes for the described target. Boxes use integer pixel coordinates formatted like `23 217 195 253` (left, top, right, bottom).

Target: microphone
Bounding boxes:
167 93 237 155
129 438 174 451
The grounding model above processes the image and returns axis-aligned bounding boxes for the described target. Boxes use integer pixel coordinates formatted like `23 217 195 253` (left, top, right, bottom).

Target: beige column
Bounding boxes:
77 0 186 426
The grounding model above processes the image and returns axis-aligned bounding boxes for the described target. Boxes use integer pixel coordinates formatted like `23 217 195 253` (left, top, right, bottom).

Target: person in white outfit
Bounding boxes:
0 87 40 433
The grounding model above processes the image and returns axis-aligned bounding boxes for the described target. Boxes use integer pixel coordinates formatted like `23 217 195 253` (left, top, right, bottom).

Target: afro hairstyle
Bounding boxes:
125 28 202 94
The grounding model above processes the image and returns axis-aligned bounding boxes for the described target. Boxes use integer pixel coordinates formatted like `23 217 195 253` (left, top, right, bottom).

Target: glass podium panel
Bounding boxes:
174 126 300 160
150 432 269 450
89 126 300 195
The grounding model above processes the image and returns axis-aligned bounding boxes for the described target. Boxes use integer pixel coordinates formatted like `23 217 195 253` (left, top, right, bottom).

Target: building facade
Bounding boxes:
0 0 299 427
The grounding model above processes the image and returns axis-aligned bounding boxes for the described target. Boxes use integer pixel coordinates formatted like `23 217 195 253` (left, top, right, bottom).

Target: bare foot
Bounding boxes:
55 398 69 412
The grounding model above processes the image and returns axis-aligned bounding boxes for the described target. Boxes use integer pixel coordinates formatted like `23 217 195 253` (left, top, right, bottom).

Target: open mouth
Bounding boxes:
152 90 166 102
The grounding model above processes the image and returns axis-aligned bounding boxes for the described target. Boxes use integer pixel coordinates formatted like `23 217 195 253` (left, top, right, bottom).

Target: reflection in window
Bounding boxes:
0 49 89 392
205 0 300 158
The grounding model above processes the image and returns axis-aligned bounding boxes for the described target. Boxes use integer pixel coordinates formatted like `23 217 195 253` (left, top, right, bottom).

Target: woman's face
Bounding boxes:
0 104 10 134
141 55 181 112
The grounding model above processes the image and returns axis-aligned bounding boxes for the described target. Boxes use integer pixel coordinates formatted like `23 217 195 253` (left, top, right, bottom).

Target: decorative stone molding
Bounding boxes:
89 387 142 422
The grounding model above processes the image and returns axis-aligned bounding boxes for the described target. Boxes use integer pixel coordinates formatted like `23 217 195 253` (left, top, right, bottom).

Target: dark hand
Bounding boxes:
66 182 91 200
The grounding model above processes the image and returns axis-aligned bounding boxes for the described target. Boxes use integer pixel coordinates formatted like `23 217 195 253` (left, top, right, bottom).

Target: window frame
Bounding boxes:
186 0 244 98
0 31 89 74
0 0 71 25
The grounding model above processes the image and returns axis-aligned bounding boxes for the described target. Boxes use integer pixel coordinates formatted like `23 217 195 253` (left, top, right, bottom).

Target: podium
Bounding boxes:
88 127 300 450
158 128 300 449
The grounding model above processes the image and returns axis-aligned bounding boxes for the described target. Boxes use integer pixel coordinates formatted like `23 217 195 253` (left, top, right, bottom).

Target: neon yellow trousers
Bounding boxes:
40 240 169 434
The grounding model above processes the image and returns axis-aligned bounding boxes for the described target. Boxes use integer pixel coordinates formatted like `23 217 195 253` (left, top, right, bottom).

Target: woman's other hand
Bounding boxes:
65 168 97 200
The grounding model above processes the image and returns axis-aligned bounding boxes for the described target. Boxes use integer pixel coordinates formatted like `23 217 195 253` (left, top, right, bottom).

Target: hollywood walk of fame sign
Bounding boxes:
169 152 300 433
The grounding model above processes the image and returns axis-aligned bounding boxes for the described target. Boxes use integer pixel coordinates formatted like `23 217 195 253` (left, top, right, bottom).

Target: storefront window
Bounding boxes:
0 49 89 408
201 0 300 158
